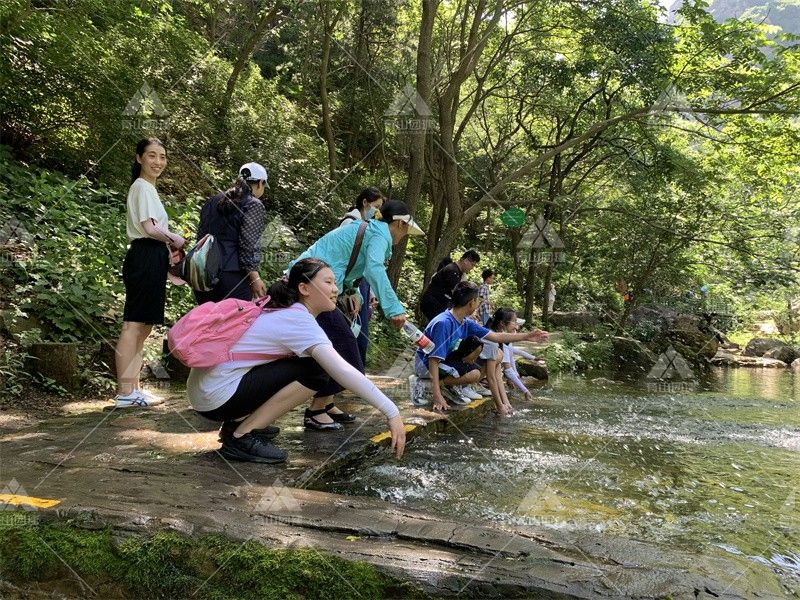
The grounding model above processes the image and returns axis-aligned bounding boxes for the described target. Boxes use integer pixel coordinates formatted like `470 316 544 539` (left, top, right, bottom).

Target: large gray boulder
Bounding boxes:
628 305 677 327
516 359 549 380
743 338 789 357
611 336 656 377
763 346 797 364
651 314 718 370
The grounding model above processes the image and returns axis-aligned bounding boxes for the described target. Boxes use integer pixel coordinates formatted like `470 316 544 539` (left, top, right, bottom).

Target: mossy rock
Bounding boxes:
0 518 428 600
516 359 549 379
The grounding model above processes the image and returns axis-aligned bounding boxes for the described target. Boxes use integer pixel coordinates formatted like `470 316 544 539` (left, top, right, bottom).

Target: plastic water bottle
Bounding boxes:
402 321 435 354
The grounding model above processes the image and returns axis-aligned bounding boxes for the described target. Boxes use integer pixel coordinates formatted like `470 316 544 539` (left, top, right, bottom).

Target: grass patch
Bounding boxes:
0 516 427 599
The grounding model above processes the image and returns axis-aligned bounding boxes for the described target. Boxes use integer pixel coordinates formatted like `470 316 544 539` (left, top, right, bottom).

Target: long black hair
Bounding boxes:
218 175 257 216
131 137 165 184
266 258 329 308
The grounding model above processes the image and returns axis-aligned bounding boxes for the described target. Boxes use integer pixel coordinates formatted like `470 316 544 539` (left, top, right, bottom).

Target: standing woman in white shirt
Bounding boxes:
114 138 186 408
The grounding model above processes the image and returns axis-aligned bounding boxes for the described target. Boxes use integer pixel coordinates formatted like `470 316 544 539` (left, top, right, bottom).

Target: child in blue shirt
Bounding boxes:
415 282 549 412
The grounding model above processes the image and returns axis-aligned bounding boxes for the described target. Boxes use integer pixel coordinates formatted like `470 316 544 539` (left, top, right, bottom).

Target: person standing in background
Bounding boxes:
419 250 480 321
338 187 386 365
477 269 494 325
195 163 269 303
114 138 185 408
547 282 556 313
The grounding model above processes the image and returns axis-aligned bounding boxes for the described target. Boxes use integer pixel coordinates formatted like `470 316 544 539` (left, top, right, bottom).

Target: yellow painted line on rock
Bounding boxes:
0 494 61 509
465 398 488 410
371 423 416 444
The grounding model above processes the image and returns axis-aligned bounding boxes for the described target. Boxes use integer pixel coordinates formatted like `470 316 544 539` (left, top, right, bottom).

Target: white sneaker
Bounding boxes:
461 386 483 400
448 386 473 405
474 384 492 397
114 391 162 408
137 389 165 404
409 375 432 406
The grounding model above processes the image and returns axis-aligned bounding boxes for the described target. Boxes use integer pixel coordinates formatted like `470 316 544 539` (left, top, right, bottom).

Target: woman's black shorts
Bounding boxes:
122 238 169 324
198 357 329 422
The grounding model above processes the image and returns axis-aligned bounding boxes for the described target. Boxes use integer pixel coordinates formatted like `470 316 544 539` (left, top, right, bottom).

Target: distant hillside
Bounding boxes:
669 0 800 35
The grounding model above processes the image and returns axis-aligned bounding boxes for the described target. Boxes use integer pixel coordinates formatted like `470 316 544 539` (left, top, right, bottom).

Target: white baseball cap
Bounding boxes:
380 200 425 236
393 214 425 236
239 162 269 188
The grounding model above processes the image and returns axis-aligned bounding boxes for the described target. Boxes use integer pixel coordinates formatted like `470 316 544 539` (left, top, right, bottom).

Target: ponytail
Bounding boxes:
266 258 329 308
266 278 298 308
131 137 165 185
217 176 255 215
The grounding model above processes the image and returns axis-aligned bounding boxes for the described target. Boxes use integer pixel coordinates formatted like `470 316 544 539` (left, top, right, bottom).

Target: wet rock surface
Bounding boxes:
763 345 798 364
0 380 789 598
743 337 790 358
611 336 656 377
711 350 789 368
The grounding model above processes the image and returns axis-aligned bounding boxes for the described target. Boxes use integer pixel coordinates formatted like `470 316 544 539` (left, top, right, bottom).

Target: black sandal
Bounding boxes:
304 407 343 431
325 402 356 423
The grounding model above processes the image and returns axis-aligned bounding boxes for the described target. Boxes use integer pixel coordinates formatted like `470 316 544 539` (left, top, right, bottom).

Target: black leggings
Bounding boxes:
314 309 363 398
198 357 329 422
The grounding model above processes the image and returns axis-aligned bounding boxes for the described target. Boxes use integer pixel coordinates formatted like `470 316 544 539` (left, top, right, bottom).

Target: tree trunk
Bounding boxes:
218 5 282 127
319 2 342 182
388 0 437 286
28 342 80 390
523 244 538 324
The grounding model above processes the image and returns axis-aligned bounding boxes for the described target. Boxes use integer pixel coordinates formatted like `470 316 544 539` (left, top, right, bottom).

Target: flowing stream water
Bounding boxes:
325 368 800 588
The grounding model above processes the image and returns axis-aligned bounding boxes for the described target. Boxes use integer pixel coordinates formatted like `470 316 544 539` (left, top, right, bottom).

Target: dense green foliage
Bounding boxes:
0 518 424 599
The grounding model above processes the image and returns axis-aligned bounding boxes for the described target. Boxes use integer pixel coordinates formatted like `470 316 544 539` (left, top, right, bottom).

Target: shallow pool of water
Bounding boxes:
325 368 800 586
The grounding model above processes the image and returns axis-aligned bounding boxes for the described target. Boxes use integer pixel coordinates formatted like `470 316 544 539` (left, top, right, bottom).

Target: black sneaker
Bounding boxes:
220 432 288 464
218 421 280 443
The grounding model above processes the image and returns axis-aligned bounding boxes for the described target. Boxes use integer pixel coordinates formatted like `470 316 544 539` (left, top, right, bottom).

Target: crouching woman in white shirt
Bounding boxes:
187 258 406 464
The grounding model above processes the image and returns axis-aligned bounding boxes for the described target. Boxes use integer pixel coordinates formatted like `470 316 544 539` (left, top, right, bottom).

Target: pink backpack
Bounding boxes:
167 297 293 368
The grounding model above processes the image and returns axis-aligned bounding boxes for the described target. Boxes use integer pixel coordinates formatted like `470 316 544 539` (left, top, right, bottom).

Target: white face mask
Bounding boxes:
364 206 378 220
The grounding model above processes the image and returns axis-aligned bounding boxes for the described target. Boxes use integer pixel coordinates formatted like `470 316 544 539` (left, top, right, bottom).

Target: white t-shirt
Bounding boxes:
126 178 169 241
186 303 332 412
480 339 501 361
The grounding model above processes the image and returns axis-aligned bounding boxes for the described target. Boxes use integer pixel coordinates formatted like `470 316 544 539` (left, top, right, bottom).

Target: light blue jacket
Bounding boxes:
289 220 406 318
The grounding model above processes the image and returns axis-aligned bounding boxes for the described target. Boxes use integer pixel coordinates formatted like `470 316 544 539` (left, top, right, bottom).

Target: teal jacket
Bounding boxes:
289 220 406 318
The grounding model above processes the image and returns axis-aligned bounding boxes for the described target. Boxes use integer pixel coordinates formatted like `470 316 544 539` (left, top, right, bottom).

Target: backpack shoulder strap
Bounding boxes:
228 303 307 362
343 221 368 282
